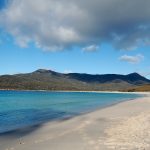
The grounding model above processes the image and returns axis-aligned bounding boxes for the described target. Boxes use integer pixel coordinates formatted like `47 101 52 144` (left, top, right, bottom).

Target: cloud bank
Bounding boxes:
119 54 144 64
0 0 150 51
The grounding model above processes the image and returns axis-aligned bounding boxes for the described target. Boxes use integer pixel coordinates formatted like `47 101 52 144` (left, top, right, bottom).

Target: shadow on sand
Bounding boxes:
0 124 43 139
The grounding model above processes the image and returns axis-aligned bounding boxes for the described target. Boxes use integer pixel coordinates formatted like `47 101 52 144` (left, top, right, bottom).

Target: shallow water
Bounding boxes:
0 90 141 133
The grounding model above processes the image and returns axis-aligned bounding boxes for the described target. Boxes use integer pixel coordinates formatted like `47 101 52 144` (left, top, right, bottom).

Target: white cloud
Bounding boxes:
82 45 99 52
140 72 150 77
1 0 150 51
119 54 144 64
63 70 73 74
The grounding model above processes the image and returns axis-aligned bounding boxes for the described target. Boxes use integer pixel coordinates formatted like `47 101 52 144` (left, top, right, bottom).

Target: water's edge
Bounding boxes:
0 91 143 134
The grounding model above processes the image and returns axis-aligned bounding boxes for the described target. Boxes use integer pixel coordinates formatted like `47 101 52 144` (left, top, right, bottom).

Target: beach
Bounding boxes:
0 92 150 150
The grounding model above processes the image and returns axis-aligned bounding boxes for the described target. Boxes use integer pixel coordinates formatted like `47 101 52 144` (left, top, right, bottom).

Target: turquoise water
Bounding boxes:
0 90 141 133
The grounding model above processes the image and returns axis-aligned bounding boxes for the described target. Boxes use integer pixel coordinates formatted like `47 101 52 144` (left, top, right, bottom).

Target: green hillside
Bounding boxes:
0 69 149 91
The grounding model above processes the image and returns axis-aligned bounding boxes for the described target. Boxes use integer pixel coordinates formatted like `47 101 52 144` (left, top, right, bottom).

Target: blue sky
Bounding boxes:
0 0 5 9
0 0 150 78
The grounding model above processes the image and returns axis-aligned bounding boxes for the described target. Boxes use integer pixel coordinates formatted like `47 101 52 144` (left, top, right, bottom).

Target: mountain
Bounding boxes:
0 69 149 91
66 72 150 85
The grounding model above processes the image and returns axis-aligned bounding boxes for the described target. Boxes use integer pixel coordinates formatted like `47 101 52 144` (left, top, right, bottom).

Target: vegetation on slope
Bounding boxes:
125 84 150 92
0 69 149 91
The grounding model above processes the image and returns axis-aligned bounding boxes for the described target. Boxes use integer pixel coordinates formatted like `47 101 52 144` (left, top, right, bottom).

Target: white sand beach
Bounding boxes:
1 92 150 150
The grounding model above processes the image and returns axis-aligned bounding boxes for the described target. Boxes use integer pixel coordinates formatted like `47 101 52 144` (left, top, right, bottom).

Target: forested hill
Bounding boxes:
0 69 150 91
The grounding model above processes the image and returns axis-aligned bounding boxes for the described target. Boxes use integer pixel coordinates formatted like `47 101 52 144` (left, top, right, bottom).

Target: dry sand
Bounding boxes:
1 93 150 150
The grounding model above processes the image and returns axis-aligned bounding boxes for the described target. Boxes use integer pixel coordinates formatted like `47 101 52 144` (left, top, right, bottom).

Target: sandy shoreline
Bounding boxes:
1 93 150 150
0 89 149 94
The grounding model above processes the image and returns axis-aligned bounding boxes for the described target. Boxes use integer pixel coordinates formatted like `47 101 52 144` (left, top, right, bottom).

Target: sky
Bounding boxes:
0 0 150 78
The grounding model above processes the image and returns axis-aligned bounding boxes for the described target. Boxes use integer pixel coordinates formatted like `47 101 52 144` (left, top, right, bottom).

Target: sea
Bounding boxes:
0 90 141 134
